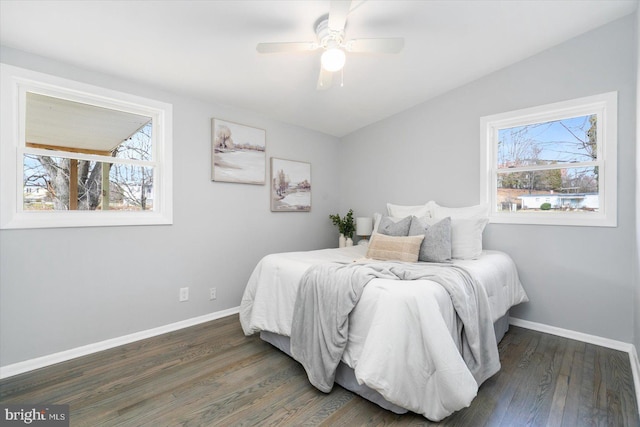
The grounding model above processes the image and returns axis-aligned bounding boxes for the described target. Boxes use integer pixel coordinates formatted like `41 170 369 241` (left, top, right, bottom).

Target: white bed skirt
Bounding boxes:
259 313 510 415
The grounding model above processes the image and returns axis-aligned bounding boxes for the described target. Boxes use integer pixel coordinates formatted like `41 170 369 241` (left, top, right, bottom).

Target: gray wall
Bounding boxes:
0 47 341 366
340 15 637 343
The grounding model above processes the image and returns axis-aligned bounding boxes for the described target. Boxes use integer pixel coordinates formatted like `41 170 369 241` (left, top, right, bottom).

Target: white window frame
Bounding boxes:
480 92 617 227
0 63 173 229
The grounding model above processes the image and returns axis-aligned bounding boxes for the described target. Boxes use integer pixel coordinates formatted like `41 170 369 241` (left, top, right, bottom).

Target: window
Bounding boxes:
480 92 617 227
0 63 173 229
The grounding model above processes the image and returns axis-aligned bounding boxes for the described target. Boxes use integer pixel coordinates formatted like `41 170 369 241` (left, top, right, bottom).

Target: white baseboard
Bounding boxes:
510 316 640 413
509 317 634 352
629 346 640 414
0 306 240 379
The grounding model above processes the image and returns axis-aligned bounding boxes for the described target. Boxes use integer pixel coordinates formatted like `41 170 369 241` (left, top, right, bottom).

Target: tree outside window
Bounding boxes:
496 114 598 212
23 122 154 211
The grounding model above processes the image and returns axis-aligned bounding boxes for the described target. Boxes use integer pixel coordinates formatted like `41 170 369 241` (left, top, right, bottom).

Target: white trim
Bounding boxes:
480 92 618 227
629 346 640 415
510 317 640 415
0 63 173 229
22 146 157 168
509 317 633 352
0 306 239 379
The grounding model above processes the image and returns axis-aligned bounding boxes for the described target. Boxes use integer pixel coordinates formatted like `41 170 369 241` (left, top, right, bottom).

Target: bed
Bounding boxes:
239 242 528 421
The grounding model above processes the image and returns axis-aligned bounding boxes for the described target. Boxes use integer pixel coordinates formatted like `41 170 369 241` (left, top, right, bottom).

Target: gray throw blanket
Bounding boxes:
290 261 499 393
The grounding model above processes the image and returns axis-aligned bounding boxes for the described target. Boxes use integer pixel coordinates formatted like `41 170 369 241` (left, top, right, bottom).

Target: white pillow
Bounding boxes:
450 217 489 259
386 203 431 218
425 200 438 217
432 203 489 219
430 203 489 259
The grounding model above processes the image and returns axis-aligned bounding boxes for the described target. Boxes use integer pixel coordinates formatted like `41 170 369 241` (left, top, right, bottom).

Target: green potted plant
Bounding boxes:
329 209 355 247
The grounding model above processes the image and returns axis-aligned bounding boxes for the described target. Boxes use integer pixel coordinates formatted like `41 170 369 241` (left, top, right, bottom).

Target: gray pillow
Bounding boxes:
378 215 412 236
408 216 452 262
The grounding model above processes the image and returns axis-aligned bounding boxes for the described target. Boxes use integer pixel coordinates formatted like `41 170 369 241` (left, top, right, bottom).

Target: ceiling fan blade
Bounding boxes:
316 67 333 90
328 0 351 32
346 38 405 53
256 42 317 54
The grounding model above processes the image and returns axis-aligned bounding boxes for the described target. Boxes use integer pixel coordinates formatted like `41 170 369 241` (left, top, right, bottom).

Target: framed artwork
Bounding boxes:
212 119 266 184
270 157 311 212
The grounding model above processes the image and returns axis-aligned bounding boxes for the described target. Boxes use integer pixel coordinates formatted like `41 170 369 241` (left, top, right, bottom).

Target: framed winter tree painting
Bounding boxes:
270 157 311 212
212 119 266 184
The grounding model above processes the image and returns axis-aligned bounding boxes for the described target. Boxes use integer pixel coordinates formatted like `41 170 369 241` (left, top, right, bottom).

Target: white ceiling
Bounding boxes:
0 0 637 137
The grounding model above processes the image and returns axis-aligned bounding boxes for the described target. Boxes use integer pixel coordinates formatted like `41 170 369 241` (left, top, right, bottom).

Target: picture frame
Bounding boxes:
270 157 311 212
212 119 266 184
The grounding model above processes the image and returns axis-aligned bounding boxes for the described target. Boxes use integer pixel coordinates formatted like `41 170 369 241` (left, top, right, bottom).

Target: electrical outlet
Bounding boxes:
179 287 189 302
209 287 217 300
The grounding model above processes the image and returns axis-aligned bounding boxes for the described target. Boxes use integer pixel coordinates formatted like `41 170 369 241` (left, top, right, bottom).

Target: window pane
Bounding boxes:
23 154 56 210
497 166 598 213
498 114 597 167
23 155 103 210
108 163 154 211
23 155 153 211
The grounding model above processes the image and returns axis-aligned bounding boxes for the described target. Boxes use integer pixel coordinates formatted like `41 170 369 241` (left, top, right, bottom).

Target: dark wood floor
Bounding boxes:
1 314 638 426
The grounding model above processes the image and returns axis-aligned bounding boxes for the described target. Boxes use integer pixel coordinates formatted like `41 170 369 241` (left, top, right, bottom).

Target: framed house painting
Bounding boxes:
270 157 311 212
212 119 266 184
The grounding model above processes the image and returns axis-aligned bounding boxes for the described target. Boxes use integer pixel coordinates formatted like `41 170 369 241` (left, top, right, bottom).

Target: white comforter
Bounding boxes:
239 245 528 421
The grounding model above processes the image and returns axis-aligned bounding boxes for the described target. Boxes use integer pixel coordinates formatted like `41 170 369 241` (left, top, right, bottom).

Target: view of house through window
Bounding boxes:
497 114 598 213
23 92 155 212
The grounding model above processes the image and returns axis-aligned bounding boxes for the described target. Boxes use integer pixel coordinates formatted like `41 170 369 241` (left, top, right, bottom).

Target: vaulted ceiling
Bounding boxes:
0 0 636 137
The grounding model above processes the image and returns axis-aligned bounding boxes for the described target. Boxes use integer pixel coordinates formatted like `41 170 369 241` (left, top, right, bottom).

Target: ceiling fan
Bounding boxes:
256 0 404 90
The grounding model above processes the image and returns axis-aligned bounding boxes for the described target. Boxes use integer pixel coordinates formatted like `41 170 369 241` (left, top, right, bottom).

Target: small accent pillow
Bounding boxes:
366 233 424 263
408 216 452 263
373 213 408 234
377 215 412 236
387 202 431 218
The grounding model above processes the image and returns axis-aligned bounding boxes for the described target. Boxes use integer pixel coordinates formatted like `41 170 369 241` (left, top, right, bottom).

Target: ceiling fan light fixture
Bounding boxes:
321 48 346 72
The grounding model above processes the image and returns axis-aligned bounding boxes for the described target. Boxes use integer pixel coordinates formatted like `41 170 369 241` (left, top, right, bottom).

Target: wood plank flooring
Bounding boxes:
1 314 638 426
